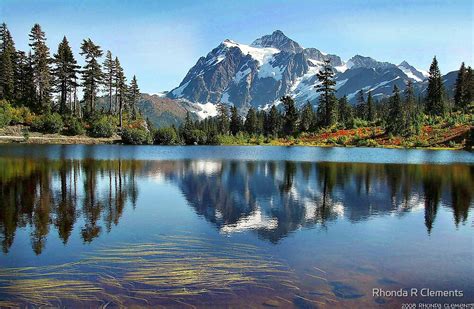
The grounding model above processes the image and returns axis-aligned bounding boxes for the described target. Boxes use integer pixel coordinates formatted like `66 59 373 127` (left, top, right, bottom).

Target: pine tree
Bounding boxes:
15 51 36 107
366 91 374 122
129 75 140 119
386 85 403 135
425 56 446 115
29 24 52 111
454 62 469 111
466 67 474 107
355 90 366 119
52 36 79 114
183 111 194 132
216 103 229 134
315 59 337 127
244 107 257 134
0 23 16 101
337 96 353 127
114 57 127 129
229 105 242 135
281 96 298 136
299 101 314 132
404 80 420 135
103 50 116 114
266 105 280 137
80 38 103 114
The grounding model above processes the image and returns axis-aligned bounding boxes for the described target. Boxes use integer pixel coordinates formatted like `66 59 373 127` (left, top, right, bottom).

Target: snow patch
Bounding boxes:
223 40 280 65
335 63 348 73
234 67 251 83
399 65 422 82
170 80 190 97
193 102 218 119
258 61 284 80
221 92 231 104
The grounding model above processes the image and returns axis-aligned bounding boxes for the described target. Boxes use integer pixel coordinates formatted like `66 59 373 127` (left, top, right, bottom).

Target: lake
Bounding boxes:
0 145 472 308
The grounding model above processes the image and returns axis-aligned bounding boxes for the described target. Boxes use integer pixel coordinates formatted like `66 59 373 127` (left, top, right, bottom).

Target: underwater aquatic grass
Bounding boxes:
0 235 329 307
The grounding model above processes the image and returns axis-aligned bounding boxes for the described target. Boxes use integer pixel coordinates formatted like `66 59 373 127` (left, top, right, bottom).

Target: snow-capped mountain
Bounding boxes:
167 30 435 114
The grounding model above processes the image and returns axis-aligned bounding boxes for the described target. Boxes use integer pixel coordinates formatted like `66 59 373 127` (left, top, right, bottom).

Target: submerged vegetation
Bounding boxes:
0 235 302 307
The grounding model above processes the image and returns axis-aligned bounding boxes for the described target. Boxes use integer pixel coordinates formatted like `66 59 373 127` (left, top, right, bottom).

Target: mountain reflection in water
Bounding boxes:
0 158 472 254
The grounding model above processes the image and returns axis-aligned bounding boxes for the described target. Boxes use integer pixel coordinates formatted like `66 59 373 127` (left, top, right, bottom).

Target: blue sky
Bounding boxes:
1 0 472 93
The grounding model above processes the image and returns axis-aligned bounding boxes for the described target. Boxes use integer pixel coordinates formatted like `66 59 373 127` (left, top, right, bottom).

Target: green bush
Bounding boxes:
122 127 151 145
0 100 13 128
10 106 33 125
154 127 179 145
183 129 206 145
31 113 64 134
357 138 378 147
87 116 115 138
336 135 349 145
64 117 85 136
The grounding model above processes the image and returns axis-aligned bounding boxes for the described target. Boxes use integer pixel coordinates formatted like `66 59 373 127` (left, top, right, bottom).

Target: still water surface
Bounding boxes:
0 145 472 307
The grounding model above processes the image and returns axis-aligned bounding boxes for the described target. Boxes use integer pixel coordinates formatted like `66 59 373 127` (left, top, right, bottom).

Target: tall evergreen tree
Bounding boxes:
114 57 127 129
425 56 446 115
129 75 140 119
299 101 314 132
355 90 366 119
466 67 474 107
453 62 469 111
80 38 103 114
386 85 403 135
103 50 116 114
366 91 374 122
244 107 257 134
183 111 194 133
281 96 298 136
337 96 353 127
52 36 79 114
229 105 242 135
315 59 337 127
14 51 35 107
266 105 281 137
0 23 16 101
404 80 421 135
29 23 52 110
216 103 229 134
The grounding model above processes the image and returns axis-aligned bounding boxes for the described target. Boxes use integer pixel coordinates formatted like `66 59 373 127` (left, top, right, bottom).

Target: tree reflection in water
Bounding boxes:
0 158 472 254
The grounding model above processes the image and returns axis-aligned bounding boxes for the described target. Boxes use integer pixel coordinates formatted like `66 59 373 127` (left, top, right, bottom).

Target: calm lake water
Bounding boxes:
0 145 472 308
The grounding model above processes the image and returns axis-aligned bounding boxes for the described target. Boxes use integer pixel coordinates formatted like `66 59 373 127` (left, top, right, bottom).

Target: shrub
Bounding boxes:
183 129 206 145
352 118 369 129
64 117 85 136
10 106 33 125
336 135 348 145
31 113 64 134
357 138 378 147
122 127 151 145
154 127 179 145
0 100 13 128
87 116 115 138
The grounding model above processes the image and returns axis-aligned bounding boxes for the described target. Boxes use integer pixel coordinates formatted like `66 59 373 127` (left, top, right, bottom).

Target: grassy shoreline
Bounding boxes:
1 125 470 150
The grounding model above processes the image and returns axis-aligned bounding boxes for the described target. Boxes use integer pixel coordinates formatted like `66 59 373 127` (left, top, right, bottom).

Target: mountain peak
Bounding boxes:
251 30 303 53
399 60 411 67
347 55 394 70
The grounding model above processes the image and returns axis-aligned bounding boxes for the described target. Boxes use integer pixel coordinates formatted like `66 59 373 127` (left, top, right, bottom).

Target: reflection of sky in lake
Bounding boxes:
0 145 472 307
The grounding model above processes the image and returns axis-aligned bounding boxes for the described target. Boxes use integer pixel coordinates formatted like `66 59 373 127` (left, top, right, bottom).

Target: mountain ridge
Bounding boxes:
161 30 459 120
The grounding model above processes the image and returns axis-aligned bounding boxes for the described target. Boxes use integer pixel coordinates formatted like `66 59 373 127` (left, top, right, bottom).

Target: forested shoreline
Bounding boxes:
0 22 149 144
0 23 472 149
